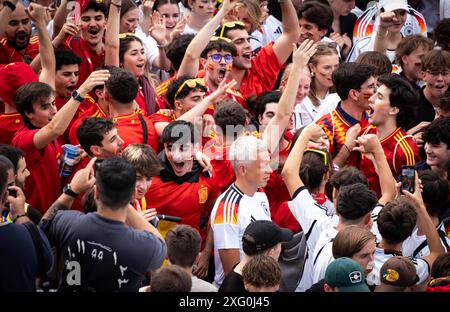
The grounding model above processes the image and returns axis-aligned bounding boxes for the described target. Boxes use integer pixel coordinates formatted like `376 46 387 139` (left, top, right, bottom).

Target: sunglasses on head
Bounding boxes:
174 78 205 100
118 32 135 39
316 41 338 51
304 148 328 166
210 36 232 43
218 21 245 37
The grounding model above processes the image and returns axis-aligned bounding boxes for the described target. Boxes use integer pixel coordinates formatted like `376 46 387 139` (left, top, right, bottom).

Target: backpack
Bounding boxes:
278 220 316 292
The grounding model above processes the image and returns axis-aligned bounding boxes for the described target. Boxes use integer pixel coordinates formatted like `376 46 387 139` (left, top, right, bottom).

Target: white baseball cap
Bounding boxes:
379 0 409 12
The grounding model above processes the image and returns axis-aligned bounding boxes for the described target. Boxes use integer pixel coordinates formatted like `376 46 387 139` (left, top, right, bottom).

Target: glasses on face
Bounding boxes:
304 148 328 166
425 70 449 76
118 32 135 39
208 53 233 64
174 78 205 100
218 21 245 37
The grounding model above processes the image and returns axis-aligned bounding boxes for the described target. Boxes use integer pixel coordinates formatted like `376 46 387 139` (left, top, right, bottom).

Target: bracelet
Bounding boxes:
156 43 168 48
343 144 351 153
13 214 27 223
111 2 122 8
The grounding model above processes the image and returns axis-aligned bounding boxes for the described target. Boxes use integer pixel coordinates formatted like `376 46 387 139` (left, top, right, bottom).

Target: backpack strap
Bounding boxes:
137 113 148 145
23 221 46 279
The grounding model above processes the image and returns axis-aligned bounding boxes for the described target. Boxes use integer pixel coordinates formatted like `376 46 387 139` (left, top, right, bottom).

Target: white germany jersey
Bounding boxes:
402 222 450 259
366 247 430 286
210 184 271 287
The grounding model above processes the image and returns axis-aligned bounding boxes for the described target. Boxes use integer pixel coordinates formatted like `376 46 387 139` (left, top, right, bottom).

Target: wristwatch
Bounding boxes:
63 184 79 198
71 90 85 102
3 1 16 11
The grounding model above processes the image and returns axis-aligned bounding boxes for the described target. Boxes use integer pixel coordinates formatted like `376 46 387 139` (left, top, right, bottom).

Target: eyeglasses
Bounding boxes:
210 36 232 43
304 148 328 166
208 53 233 64
425 70 449 76
174 78 205 100
119 32 135 39
218 21 245 38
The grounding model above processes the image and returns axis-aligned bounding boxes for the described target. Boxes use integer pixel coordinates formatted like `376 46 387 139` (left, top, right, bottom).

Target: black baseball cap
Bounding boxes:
243 220 293 255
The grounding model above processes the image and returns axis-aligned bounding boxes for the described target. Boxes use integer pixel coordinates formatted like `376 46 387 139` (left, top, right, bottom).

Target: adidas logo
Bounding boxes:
274 27 282 34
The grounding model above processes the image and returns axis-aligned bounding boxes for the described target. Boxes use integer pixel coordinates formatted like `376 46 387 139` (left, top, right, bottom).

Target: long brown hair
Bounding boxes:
308 43 338 107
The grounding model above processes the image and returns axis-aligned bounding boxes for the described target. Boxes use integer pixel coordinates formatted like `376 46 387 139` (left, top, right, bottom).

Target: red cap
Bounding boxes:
0 62 38 106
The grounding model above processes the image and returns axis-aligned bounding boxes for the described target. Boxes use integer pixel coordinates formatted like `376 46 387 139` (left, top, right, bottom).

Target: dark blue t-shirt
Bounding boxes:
41 211 166 292
0 222 53 291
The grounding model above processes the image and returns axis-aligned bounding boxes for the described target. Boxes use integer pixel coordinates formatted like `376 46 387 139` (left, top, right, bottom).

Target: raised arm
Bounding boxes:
41 157 97 222
28 4 56 89
34 70 110 150
177 0 232 78
354 134 396 205
403 174 446 269
104 0 122 67
271 0 300 65
263 40 316 154
52 0 69 39
281 122 325 196
373 10 395 57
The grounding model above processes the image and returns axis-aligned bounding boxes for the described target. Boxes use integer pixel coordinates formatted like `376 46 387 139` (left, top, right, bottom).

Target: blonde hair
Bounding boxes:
233 0 262 33
279 63 311 92
121 144 162 177
308 44 338 107
332 225 375 259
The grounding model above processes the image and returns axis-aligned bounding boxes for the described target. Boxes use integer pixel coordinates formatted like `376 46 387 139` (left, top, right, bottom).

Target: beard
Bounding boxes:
8 31 30 50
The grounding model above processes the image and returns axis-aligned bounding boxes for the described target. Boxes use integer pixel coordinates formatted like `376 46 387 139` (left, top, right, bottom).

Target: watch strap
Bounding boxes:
63 185 79 198
71 90 85 102
4 1 16 11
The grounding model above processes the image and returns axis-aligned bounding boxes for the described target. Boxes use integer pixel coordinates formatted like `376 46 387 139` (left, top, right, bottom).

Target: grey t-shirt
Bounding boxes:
42 211 166 292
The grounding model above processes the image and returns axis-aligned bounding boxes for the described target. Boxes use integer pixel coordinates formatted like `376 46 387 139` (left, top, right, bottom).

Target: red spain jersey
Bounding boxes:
0 36 39 64
12 126 62 214
113 111 158 152
238 42 282 99
149 108 177 152
146 167 220 244
316 102 369 160
264 131 293 218
0 112 23 144
65 38 104 87
358 126 420 197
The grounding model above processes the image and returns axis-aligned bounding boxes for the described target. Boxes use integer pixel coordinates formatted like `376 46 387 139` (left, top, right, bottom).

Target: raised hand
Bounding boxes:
78 70 111 97
378 10 397 29
149 11 168 46
292 39 317 68
70 157 97 194
168 16 187 42
26 3 51 25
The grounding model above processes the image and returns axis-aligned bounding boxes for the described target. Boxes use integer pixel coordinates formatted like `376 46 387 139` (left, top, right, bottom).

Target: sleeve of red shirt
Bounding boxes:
13 129 42 166
245 42 283 96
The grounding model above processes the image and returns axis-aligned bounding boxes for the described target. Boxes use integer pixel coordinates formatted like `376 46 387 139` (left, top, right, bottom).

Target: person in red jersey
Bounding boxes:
0 1 39 64
53 0 107 87
105 67 158 151
146 120 220 279
316 62 376 166
0 62 37 144
11 69 110 214
216 0 299 99
356 74 421 197
177 0 248 108
0 4 57 144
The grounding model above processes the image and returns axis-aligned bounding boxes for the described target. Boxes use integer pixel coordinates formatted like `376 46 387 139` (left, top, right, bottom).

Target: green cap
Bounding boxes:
325 257 370 292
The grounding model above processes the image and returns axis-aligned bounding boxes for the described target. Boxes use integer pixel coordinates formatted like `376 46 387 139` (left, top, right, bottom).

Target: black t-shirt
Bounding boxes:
218 267 247 293
412 87 436 127
327 13 358 42
0 222 53 291
42 211 166 292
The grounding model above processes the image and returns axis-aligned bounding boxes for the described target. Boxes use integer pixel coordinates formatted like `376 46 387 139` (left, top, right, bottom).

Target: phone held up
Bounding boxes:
400 165 415 194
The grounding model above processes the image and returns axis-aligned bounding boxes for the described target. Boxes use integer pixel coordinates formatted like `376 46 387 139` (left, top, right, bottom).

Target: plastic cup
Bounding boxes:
60 144 80 177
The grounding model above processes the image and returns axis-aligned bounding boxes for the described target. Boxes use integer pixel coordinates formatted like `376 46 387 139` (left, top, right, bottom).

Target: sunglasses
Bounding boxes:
218 21 245 37
208 53 233 64
118 32 135 39
210 35 232 43
304 148 328 166
174 78 205 100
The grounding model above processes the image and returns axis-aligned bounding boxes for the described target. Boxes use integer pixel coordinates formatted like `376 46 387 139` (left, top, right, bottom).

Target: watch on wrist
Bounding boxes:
71 90 85 102
63 184 79 198
3 1 16 11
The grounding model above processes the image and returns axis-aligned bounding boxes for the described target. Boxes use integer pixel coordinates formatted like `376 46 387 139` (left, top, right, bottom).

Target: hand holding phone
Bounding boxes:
400 166 415 194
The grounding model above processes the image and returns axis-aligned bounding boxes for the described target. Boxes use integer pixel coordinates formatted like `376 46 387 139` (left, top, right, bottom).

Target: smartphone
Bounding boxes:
400 166 415 193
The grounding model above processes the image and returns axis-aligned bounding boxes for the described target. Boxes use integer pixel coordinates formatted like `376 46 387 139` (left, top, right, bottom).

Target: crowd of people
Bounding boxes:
0 0 449 293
